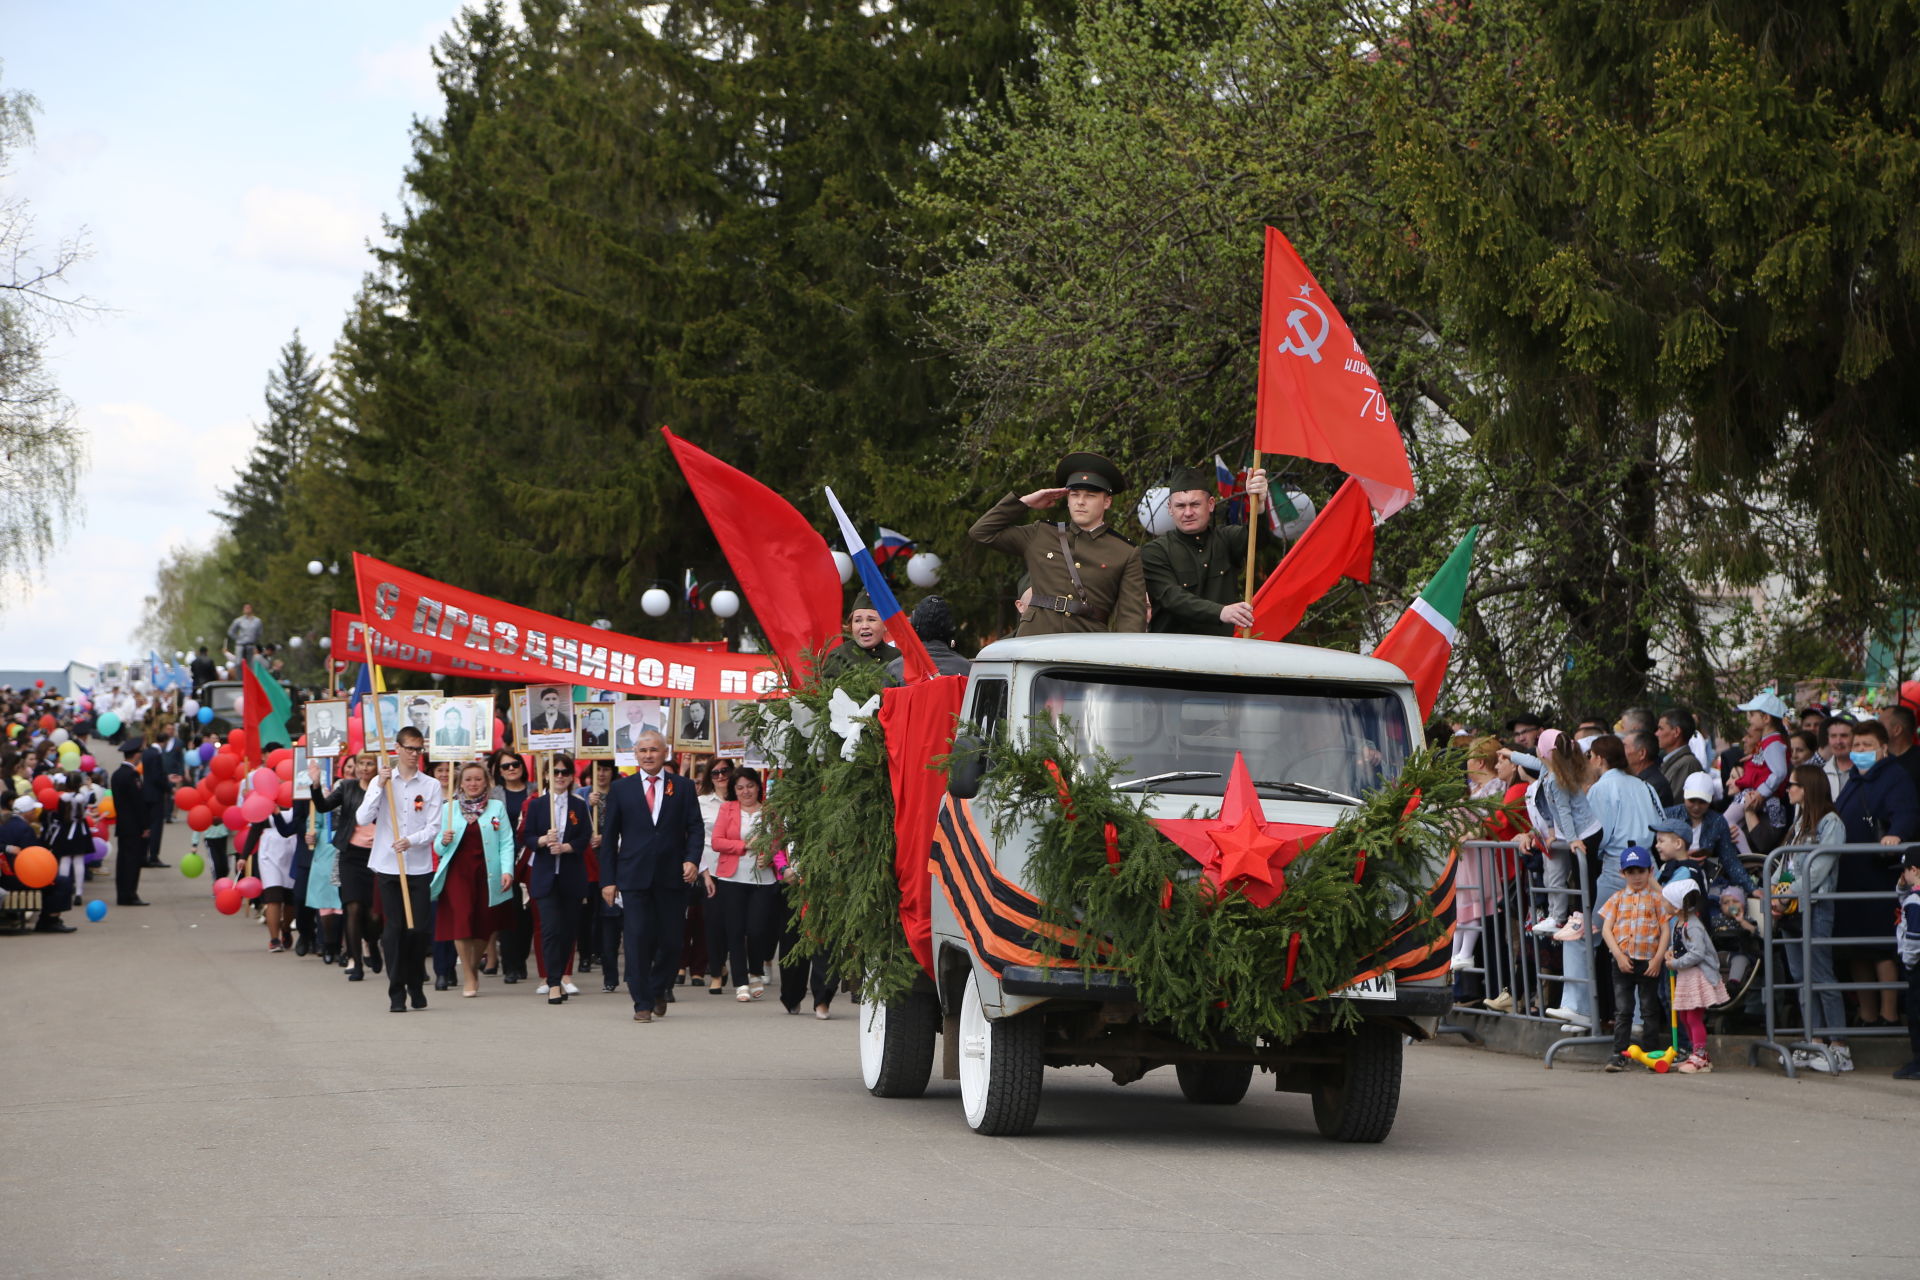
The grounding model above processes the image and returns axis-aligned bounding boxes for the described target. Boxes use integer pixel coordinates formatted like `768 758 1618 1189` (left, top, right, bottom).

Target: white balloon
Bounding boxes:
905 553 941 588
710 589 741 619
50 727 71 744
288 635 304 649
641 587 672 617
831 550 854 584
1136 486 1176 536
307 560 324 576
182 699 200 715
318 636 331 650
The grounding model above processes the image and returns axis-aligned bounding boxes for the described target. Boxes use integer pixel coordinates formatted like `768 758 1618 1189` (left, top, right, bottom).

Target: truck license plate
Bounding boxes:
1332 972 1396 1001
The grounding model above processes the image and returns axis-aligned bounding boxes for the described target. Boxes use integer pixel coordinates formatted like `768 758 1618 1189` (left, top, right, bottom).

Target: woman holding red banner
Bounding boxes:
431 762 515 998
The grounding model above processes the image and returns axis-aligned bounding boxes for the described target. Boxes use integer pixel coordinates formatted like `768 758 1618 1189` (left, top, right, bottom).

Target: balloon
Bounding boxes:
79 754 95 771
223 803 248 831
97 712 121 735
214 887 243 915
179 851 204 879
85 899 108 922
236 875 263 900
175 786 201 810
208 753 237 780
241 793 274 824
213 876 235 894
212 778 239 806
197 706 213 725
11 846 56 888
266 747 293 768
91 836 109 861
34 678 44 688
187 805 213 832
275 782 293 807
38 714 55 731
197 741 215 763
97 797 113 819
227 729 250 753
250 766 278 793
182 698 200 715
50 727 70 744
274 759 293 781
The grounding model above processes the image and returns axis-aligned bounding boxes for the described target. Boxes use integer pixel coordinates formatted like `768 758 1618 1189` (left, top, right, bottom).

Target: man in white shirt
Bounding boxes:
356 725 445 1012
1820 718 1858 801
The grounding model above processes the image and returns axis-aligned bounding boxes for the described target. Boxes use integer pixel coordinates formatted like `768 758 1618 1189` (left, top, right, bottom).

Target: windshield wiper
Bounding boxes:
1251 780 1363 806
1114 770 1222 793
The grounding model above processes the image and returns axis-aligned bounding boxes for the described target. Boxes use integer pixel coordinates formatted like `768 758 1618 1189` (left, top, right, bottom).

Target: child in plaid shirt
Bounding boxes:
1600 845 1675 1071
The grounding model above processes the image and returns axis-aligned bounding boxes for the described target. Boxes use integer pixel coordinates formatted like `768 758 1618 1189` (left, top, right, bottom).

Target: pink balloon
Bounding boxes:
236 875 263 900
241 793 274 824
250 767 278 794
223 804 248 831
213 877 235 894
79 754 96 771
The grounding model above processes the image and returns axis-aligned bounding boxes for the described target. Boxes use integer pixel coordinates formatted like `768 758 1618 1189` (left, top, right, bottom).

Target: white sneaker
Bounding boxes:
1795 1048 1835 1073
1560 1023 1589 1034
1832 1044 1854 1073
562 980 579 995
535 983 550 995
1545 1006 1588 1025
1450 953 1473 972
1530 917 1564 936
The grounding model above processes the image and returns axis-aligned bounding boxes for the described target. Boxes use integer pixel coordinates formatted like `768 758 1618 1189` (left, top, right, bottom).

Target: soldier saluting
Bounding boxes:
969 451 1146 634
1138 464 1270 635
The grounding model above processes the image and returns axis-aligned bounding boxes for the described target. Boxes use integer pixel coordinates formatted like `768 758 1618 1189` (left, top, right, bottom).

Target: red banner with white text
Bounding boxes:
352 554 782 701
331 610 521 681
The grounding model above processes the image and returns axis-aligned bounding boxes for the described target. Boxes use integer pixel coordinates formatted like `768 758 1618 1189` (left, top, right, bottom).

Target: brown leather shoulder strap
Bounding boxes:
1055 523 1088 600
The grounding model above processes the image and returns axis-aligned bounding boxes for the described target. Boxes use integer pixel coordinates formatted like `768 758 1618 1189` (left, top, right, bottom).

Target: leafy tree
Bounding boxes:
0 63 88 595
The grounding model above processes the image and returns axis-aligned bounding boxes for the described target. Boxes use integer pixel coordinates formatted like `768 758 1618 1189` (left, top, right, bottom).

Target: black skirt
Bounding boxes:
337 846 375 907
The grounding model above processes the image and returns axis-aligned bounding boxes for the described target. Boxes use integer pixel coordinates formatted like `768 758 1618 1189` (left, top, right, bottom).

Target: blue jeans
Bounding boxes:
1562 868 1625 1021
1783 901 1846 1040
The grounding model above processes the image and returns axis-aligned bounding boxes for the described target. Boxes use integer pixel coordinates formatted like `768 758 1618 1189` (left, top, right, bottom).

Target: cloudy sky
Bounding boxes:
1 2 473 667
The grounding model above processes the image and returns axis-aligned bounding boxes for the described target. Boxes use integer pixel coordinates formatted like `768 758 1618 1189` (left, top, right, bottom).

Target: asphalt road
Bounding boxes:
2 853 1908 1280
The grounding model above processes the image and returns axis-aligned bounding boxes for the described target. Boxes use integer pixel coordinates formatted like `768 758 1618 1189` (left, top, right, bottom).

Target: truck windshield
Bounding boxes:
1029 669 1411 800
207 684 244 721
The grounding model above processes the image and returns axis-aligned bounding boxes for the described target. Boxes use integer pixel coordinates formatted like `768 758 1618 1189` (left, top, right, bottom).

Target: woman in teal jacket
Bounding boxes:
431 761 516 998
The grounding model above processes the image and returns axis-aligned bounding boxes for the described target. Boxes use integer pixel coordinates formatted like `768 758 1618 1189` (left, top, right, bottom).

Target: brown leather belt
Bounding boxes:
1033 593 1109 622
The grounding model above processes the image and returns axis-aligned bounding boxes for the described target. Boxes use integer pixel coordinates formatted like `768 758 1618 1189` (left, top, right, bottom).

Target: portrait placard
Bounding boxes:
523 684 574 751
613 698 666 767
432 697 491 760
674 699 717 753
305 699 348 758
574 701 615 760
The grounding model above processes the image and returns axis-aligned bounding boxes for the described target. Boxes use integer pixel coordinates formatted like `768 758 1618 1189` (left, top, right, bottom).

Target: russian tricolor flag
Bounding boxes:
871 527 914 567
825 487 937 683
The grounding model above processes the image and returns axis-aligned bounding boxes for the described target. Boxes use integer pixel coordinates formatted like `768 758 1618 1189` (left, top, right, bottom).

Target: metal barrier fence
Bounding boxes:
1437 839 1612 1066
1747 841 1913 1078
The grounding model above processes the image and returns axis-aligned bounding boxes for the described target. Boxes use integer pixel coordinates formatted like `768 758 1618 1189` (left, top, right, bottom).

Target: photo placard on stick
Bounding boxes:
510 689 528 752
362 692 402 752
674 699 716 753
522 684 573 752
433 696 492 760
715 699 751 759
398 692 442 745
306 699 348 758
574 700 615 759
613 698 666 767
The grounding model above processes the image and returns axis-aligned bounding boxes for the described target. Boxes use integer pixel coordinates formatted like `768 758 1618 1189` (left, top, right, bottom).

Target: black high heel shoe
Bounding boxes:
548 990 567 1005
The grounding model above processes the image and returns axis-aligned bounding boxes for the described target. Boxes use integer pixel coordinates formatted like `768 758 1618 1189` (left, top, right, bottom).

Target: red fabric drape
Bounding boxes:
877 674 968 977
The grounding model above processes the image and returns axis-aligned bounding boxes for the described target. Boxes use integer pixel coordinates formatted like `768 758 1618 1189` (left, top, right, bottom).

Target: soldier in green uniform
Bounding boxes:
817 593 900 680
969 451 1147 634
1138 464 1270 635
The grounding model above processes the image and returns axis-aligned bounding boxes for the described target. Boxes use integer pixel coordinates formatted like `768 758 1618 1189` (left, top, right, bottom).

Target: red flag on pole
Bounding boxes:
1248 477 1374 641
661 428 845 684
1254 227 1416 517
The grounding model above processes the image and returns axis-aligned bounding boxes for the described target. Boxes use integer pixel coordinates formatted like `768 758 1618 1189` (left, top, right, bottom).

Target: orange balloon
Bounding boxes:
12 846 57 889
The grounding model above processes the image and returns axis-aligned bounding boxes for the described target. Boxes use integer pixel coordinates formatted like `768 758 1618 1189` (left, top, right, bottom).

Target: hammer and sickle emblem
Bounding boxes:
1276 294 1331 364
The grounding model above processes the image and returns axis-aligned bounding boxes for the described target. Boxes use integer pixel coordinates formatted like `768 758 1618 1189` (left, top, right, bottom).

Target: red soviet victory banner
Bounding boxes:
331 610 521 681
1254 226 1416 517
352 554 783 701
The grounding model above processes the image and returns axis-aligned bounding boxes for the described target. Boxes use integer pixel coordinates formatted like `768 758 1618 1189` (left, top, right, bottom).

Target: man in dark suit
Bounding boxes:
111 739 151 906
140 729 175 867
189 646 218 699
599 728 704 1023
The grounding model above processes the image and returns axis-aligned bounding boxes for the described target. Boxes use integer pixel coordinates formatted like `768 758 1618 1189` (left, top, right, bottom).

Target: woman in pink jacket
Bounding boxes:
700 768 781 1001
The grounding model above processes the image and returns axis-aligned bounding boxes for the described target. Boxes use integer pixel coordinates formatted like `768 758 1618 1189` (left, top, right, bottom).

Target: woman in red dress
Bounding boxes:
430 762 515 998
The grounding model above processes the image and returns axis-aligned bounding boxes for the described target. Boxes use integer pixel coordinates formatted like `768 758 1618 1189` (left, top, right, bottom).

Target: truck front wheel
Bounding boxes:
859 991 939 1098
958 970 1043 1135
1175 1061 1254 1105
1310 1021 1402 1143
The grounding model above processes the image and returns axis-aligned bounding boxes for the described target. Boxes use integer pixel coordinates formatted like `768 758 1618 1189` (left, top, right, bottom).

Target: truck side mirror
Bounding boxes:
947 730 987 800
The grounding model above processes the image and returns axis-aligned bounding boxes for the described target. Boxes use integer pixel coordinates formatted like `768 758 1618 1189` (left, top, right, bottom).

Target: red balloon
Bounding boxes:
11 846 56 888
208 752 238 780
214 886 243 915
213 876 235 894
275 782 293 807
174 786 201 810
38 714 55 731
236 875 263 900
266 747 293 768
211 778 238 806
187 805 214 832
1902 680 1920 713
227 728 249 748
275 758 293 781
223 803 248 831
34 678 45 688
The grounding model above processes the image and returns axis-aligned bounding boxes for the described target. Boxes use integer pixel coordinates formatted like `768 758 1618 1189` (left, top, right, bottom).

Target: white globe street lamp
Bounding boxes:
905 553 942 588
641 587 672 617
831 551 854 584
710 589 741 619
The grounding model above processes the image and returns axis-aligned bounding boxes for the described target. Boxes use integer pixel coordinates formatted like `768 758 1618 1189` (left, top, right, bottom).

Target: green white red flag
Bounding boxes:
1371 527 1477 718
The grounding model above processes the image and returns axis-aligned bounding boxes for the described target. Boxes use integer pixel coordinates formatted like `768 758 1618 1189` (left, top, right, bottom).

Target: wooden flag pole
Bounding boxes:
367 665 414 930
1239 449 1264 636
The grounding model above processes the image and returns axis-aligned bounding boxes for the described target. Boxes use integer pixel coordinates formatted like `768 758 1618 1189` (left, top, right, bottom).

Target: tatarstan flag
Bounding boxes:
242 657 294 764
1372 527 1478 718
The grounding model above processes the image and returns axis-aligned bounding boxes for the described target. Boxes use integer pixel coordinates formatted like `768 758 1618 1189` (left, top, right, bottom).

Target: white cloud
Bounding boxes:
234 186 376 274
354 26 445 108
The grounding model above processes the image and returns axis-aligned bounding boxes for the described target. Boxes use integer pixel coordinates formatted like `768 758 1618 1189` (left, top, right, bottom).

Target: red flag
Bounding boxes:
877 674 968 978
239 660 269 769
1254 227 1416 517
1248 477 1374 640
662 428 844 684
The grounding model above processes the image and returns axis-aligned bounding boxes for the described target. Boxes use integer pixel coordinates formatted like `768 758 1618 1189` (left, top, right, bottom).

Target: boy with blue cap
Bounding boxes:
1599 844 1676 1072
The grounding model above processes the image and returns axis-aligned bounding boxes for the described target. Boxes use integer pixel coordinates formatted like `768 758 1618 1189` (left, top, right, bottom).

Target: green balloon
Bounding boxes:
179 852 205 879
